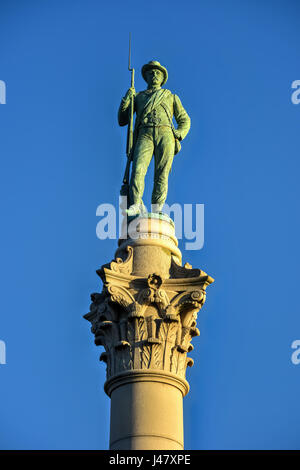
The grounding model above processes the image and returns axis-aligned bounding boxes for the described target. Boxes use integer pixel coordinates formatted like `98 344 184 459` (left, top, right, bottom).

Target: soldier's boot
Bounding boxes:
126 202 147 216
151 203 164 213
126 204 141 216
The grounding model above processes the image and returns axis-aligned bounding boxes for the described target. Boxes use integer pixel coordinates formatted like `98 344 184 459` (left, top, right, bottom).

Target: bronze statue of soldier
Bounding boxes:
118 60 191 216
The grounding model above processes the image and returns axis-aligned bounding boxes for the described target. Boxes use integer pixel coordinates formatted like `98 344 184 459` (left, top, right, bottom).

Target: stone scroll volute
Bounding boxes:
84 247 214 382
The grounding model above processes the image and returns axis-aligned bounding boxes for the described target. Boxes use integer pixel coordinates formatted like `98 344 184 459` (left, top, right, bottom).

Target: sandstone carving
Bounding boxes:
84 245 213 382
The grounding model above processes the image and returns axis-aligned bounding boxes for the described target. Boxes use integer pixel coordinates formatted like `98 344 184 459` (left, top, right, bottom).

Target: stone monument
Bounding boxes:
84 59 214 450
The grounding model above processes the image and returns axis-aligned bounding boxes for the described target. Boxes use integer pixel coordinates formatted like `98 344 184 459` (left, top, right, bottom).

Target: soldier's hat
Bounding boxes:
141 60 168 86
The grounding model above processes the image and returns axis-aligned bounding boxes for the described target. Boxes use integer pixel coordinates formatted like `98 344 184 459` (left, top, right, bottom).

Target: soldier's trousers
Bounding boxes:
129 126 175 208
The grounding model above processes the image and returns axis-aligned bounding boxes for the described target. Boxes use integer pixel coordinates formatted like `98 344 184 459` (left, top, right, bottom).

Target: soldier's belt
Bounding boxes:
139 124 172 129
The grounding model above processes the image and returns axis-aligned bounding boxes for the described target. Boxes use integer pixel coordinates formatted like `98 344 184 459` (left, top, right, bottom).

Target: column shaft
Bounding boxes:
109 378 184 450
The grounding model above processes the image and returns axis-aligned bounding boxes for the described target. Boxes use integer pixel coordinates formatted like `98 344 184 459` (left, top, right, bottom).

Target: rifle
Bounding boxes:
120 33 135 202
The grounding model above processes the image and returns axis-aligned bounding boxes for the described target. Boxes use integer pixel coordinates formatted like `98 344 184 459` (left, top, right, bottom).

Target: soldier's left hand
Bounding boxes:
173 129 182 141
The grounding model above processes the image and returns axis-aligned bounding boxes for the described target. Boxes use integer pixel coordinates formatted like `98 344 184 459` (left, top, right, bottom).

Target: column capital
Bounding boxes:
84 221 214 393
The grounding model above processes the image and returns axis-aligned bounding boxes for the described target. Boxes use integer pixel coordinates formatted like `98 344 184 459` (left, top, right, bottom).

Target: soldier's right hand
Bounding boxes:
124 87 136 101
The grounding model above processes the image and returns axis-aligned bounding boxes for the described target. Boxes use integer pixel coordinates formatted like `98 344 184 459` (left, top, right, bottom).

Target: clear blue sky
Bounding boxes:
1 0 300 450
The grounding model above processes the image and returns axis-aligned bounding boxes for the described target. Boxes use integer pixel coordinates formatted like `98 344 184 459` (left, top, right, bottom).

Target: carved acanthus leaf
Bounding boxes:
84 254 213 381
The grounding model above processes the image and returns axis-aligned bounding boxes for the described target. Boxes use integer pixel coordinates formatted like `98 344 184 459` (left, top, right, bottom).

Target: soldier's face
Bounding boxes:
146 68 164 87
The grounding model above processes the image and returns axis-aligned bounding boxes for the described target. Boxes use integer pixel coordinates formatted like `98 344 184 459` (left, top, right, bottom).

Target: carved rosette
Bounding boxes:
84 246 214 385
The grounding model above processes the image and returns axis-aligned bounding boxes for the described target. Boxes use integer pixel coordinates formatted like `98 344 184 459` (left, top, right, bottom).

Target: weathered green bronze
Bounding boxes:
118 60 191 216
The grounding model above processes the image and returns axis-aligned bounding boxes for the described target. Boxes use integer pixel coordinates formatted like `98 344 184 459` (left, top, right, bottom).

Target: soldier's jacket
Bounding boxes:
118 88 191 142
